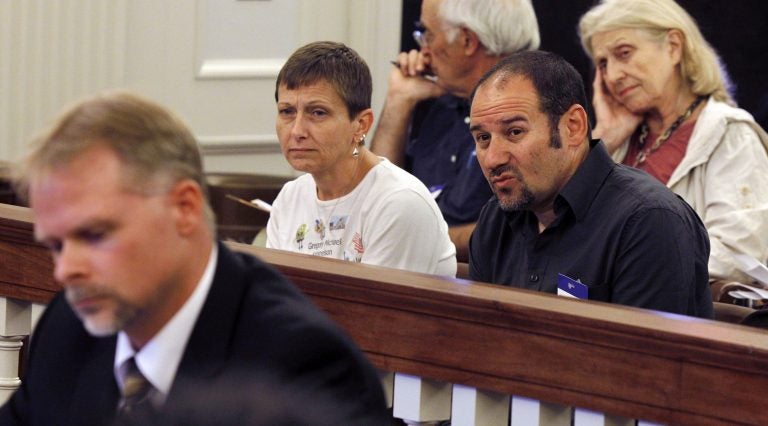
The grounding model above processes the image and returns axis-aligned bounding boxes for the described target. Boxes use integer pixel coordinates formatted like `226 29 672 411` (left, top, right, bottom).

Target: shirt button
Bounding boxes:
529 274 539 282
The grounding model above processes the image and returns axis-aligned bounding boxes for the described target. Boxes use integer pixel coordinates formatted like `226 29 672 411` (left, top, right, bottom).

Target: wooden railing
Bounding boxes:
0 204 54 401
2 203 768 425
0 204 56 303
235 243 768 425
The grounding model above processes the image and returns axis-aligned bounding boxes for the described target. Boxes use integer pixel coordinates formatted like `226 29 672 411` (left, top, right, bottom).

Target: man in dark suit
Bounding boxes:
0 91 388 425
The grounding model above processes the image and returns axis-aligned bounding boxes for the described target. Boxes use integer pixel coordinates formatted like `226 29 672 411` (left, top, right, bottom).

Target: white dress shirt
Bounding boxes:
114 244 218 405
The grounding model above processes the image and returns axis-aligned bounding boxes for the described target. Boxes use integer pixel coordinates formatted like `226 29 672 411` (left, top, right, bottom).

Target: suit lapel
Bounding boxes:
68 336 120 425
166 243 248 403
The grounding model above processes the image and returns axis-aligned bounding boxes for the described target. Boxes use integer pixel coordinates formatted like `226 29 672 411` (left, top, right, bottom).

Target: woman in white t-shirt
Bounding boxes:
265 41 456 277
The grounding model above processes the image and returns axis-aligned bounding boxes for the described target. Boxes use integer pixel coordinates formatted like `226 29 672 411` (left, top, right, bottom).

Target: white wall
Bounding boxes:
0 0 128 162
0 0 402 176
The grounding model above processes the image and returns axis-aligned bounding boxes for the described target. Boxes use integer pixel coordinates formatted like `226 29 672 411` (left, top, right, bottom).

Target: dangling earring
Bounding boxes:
352 146 359 158
359 133 367 144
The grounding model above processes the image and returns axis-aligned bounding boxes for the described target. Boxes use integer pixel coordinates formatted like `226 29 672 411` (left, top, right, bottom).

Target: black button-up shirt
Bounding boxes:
469 141 713 318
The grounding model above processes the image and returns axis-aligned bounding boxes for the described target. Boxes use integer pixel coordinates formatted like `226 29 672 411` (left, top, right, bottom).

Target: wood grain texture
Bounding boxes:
1 204 765 425
0 204 57 303
231 243 768 426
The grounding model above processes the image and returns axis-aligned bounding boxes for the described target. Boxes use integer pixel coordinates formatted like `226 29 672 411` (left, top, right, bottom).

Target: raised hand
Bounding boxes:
591 70 643 154
371 51 446 165
387 49 445 105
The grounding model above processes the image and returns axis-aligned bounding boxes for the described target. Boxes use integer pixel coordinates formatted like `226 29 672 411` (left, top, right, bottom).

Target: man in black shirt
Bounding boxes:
468 51 713 318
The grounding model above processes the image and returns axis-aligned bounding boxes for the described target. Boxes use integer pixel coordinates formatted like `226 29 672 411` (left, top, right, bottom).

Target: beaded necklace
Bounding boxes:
312 151 363 242
632 95 707 167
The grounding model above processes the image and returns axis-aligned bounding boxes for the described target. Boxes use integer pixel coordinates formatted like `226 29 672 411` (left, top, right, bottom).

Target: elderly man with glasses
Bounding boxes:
370 0 540 262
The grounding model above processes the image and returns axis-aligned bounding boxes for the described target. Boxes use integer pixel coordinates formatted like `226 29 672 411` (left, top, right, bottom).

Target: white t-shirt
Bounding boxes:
266 158 457 277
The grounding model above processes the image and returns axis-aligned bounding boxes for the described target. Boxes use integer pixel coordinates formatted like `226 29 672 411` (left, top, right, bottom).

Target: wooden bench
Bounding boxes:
205 172 290 244
2 203 767 425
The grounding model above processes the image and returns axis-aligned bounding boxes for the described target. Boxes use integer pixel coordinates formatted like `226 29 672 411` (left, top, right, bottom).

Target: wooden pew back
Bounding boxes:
231 242 768 425
1 204 767 424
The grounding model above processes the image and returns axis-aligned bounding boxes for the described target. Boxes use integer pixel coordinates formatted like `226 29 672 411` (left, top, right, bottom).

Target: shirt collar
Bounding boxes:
114 243 218 402
556 140 614 222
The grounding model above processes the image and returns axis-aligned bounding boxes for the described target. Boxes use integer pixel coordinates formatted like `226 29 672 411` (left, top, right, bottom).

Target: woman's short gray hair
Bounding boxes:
579 0 734 104
439 0 540 56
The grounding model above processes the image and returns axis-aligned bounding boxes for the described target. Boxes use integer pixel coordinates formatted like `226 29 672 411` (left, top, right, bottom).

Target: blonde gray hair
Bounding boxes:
17 90 216 230
579 0 733 104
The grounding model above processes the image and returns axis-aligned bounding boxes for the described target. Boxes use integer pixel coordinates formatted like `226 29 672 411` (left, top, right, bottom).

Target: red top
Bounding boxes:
623 120 697 185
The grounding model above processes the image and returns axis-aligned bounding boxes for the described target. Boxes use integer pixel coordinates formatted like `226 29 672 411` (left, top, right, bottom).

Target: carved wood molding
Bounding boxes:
1 204 765 425
0 204 57 304
231 243 768 426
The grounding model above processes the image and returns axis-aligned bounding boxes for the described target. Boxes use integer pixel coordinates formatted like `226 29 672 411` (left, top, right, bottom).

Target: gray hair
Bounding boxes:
275 41 372 119
17 90 216 231
440 0 540 56
579 0 734 104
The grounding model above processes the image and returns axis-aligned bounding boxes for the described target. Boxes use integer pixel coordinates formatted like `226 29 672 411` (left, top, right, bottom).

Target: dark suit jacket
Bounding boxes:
0 243 388 425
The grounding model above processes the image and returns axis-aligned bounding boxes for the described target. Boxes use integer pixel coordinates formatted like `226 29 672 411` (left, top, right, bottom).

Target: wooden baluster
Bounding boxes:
451 384 509 426
392 373 451 425
379 370 394 408
510 396 571 426
573 408 634 426
30 303 46 332
0 298 32 404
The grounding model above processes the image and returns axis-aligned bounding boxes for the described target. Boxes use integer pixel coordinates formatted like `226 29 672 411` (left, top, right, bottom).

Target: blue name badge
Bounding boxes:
428 184 444 200
557 273 588 300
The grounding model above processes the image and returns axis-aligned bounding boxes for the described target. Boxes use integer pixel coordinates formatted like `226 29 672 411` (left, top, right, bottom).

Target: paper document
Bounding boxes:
723 282 768 300
225 194 272 213
732 253 768 287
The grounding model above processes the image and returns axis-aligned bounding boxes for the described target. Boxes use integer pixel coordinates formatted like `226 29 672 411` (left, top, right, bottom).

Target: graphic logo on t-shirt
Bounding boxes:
329 215 348 231
295 224 308 250
352 232 364 262
314 218 326 239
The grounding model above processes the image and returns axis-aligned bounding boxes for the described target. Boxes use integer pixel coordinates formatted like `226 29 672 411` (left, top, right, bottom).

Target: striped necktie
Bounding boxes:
116 357 155 419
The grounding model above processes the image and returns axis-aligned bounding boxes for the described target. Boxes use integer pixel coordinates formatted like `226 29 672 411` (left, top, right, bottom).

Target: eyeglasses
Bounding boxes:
412 21 433 49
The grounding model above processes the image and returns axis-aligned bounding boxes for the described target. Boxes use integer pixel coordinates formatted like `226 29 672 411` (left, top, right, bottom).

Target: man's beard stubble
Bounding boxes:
65 286 138 337
485 130 561 212
486 165 535 211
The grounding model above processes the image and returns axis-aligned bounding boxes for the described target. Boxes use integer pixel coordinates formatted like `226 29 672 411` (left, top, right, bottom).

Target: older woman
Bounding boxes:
266 41 457 276
579 0 768 285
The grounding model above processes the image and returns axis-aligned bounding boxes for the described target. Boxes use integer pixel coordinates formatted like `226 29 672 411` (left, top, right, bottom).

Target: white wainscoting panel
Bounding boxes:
0 0 127 162
0 0 400 174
